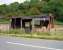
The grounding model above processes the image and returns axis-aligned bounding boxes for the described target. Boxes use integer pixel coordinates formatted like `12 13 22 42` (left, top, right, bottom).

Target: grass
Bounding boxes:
55 20 63 25
0 19 63 40
0 18 10 24
0 29 63 40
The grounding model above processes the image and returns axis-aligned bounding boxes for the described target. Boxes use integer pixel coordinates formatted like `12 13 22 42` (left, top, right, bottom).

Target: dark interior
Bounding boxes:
11 17 49 32
41 20 49 28
11 18 15 28
11 18 21 28
15 18 21 28
35 20 49 28
22 19 32 32
22 19 32 28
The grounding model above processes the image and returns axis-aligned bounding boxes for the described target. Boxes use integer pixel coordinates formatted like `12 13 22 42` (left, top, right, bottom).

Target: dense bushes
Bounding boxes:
0 0 63 21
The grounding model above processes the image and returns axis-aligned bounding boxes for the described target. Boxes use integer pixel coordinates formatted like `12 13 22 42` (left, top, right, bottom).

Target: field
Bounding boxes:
0 19 63 40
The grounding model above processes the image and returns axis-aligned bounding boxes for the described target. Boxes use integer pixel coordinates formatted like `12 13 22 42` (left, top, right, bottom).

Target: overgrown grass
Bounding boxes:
55 20 63 25
0 18 63 40
0 29 63 40
0 18 10 24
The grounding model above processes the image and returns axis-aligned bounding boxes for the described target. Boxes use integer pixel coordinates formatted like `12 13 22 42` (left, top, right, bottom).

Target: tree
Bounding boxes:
0 4 8 16
42 0 63 17
0 0 63 21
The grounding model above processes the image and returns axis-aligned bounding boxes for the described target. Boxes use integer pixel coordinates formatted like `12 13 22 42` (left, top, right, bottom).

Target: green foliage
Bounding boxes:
0 0 63 21
0 18 10 24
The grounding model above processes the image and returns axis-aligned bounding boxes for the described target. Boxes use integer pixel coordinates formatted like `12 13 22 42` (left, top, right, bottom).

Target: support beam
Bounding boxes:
14 18 16 29
21 19 22 30
32 19 35 32
32 19 35 28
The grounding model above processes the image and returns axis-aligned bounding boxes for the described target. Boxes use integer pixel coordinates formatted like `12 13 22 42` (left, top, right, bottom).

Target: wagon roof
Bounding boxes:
11 14 49 19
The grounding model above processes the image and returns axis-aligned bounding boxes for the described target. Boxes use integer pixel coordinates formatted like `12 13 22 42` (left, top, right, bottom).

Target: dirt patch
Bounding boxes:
0 24 10 31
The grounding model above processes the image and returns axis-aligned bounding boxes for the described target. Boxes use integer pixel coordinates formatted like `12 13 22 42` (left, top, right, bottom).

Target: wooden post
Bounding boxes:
9 19 11 29
32 19 35 32
14 18 16 29
48 13 54 33
21 19 22 30
48 16 51 32
48 13 52 32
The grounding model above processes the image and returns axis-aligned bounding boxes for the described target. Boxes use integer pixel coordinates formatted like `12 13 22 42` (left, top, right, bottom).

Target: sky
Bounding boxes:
0 0 26 5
